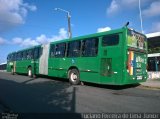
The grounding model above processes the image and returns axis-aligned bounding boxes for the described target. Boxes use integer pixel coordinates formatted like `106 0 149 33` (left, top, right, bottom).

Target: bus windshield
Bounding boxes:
127 29 147 51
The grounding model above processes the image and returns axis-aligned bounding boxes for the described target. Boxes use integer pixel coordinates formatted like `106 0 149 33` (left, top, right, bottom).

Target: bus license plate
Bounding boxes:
137 76 142 80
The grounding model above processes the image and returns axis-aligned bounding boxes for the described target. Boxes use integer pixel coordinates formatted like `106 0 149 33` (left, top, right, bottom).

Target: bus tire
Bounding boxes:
68 69 80 85
28 67 32 77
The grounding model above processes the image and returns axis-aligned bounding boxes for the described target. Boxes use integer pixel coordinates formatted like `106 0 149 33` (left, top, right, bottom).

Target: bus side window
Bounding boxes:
22 51 27 60
91 38 99 56
50 44 55 58
17 52 19 60
11 53 15 61
67 41 81 57
15 53 17 61
14 53 16 61
20 52 23 60
28 49 34 59
34 48 39 59
26 50 29 59
17 52 22 60
102 34 119 46
82 38 99 57
31 49 34 59
55 43 66 58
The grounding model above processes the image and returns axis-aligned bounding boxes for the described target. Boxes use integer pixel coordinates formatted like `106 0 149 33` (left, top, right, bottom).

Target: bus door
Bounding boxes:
39 44 49 75
10 61 16 73
100 34 123 84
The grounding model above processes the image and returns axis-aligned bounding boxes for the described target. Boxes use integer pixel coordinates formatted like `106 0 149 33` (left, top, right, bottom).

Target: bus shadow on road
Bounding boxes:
82 82 140 90
22 74 140 91
35 74 140 90
13 73 140 91
0 78 82 119
31 74 141 90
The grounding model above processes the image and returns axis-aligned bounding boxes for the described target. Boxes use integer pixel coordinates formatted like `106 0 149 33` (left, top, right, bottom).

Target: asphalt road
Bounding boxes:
0 72 160 114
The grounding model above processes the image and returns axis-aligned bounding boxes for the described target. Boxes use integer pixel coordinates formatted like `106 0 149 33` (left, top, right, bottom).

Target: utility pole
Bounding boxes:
139 0 144 33
54 8 72 39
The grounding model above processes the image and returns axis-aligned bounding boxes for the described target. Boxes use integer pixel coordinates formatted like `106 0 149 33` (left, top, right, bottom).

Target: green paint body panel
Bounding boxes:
16 60 40 74
48 57 100 83
7 59 40 74
7 27 148 85
7 61 13 72
7 46 41 75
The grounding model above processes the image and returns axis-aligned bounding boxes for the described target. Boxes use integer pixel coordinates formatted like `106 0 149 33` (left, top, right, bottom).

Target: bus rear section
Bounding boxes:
125 29 148 84
100 31 124 85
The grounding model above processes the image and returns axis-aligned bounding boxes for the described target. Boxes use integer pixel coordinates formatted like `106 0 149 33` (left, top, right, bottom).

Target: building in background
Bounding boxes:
0 62 7 71
146 32 160 79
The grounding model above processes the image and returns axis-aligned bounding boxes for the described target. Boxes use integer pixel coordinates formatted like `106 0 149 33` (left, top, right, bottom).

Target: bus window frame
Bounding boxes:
102 34 120 47
67 40 81 58
27 49 34 59
54 43 66 58
50 44 55 58
17 52 22 61
22 50 27 60
81 37 99 57
34 47 40 59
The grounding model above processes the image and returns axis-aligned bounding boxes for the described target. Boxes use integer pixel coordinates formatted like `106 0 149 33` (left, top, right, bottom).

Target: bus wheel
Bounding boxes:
11 68 14 75
68 69 80 85
28 67 32 77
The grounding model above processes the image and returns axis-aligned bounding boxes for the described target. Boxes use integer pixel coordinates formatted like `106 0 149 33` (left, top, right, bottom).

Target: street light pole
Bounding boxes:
139 0 144 33
54 8 72 39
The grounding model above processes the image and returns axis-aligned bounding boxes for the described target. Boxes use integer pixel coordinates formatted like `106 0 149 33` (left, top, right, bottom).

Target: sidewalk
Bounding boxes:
0 70 6 72
140 79 160 89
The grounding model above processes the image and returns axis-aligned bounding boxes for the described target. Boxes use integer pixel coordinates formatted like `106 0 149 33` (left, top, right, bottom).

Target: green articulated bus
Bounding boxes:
7 27 148 85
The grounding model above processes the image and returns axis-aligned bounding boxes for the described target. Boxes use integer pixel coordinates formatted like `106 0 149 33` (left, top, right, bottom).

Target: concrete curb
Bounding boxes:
140 84 160 90
140 80 160 89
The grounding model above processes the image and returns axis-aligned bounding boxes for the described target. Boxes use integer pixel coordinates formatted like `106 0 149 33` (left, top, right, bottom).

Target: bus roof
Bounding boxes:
8 45 42 55
8 27 144 54
50 27 126 44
